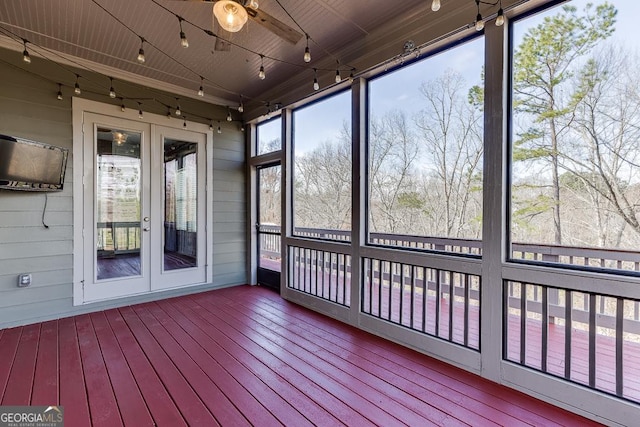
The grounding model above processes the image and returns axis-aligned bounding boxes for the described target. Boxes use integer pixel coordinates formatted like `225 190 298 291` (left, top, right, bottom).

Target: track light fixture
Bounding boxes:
22 39 31 63
178 17 189 48
109 77 116 98
137 37 146 63
303 34 311 63
74 74 81 95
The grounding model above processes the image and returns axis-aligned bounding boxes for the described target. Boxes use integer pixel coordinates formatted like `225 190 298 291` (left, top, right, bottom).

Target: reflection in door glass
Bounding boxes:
164 138 198 271
96 127 142 280
258 165 281 271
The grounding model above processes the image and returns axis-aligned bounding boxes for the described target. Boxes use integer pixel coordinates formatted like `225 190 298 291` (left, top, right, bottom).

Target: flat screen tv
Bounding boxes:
0 134 69 192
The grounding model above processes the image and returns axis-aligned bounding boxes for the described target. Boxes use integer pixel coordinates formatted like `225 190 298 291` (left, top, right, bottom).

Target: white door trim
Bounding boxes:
72 98 213 305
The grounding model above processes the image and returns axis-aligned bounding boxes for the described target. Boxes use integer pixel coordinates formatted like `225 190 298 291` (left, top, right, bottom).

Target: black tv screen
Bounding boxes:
0 134 69 192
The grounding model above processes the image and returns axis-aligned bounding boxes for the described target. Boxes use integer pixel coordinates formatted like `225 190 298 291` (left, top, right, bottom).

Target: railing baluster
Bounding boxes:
422 267 428 333
410 266 416 329
435 269 441 337
448 271 454 342
542 286 548 372
399 263 405 325
616 298 624 397
565 290 573 380
464 274 469 347
520 283 527 365
589 293 596 388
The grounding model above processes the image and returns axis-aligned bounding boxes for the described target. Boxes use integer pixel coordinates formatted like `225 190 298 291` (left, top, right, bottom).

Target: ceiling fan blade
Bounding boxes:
246 7 303 45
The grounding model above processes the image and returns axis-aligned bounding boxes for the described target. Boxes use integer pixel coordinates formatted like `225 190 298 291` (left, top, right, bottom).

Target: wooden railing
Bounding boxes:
97 221 197 257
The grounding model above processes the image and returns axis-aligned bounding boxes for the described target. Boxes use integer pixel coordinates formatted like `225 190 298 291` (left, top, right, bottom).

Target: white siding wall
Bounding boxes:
0 59 247 328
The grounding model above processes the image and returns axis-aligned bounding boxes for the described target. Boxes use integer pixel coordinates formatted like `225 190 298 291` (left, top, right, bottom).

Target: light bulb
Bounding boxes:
209 122 214 131
431 0 441 12
121 104 126 112
335 69 341 83
167 110 172 119
496 8 504 26
475 14 485 31
303 47 311 63
137 47 145 63
22 41 31 63
74 82 81 95
259 65 266 80
313 78 319 91
180 31 189 48
349 70 355 83
57 89 63 101
109 87 116 98
227 110 233 122
238 102 244 113
175 106 181 116
217 125 222 134
198 85 204 97
138 109 143 119
183 119 187 128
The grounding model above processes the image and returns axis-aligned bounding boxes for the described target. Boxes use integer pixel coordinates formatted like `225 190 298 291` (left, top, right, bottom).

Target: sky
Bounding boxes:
256 0 640 155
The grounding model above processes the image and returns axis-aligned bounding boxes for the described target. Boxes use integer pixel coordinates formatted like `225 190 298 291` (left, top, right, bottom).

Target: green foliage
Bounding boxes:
397 191 424 209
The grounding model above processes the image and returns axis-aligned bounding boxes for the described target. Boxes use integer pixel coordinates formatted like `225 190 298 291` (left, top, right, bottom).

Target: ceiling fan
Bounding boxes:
177 0 303 51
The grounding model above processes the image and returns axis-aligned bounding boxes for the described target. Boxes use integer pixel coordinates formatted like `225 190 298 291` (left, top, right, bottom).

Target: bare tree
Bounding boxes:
415 71 484 238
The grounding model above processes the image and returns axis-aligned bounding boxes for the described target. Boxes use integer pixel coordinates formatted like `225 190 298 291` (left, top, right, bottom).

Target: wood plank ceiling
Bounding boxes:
0 0 513 118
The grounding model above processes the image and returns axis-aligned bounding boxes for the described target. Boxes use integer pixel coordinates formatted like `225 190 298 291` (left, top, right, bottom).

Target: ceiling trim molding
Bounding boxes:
0 34 236 107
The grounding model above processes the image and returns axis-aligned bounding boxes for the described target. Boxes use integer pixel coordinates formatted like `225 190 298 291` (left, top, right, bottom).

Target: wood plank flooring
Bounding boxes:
0 285 603 426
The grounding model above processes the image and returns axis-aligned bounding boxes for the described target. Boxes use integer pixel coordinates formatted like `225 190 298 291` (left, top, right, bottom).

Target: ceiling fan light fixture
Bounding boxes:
214 1 249 33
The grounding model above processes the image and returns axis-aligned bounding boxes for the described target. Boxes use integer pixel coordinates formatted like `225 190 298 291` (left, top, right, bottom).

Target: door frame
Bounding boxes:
256 162 282 290
72 98 213 305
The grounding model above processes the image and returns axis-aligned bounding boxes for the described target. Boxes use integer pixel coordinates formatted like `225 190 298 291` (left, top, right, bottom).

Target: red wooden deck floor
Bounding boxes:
0 285 602 426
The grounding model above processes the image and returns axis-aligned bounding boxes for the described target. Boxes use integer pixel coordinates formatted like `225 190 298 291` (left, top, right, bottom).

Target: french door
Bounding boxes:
82 113 206 302
256 163 281 290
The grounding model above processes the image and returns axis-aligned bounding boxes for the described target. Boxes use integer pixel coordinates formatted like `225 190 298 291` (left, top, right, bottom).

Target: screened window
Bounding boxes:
510 0 640 272
367 37 485 255
292 91 352 241
257 117 282 155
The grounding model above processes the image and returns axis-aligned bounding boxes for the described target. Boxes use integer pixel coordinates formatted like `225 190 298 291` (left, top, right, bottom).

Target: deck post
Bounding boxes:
480 20 508 383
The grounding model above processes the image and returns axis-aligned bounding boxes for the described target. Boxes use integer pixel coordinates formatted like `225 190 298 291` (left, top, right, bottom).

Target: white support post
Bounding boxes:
281 109 293 298
481 21 508 382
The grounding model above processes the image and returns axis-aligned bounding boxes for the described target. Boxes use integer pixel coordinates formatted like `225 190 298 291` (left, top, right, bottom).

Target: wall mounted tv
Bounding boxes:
0 134 69 192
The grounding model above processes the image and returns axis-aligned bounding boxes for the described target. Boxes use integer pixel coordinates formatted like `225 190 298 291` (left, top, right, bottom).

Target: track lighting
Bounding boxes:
259 55 266 80
303 34 311 63
227 108 233 122
475 0 484 31
57 84 63 101
22 39 31 64
198 76 204 97
431 0 441 12
137 37 146 63
109 78 116 98
74 74 81 95
313 68 319 91
178 17 189 48
175 99 181 116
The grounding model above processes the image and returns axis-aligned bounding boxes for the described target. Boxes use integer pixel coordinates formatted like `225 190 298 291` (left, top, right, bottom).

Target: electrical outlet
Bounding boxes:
18 274 31 287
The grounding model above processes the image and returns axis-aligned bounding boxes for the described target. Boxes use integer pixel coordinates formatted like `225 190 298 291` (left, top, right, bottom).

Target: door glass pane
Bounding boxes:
258 165 281 271
96 127 142 280
164 138 198 271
